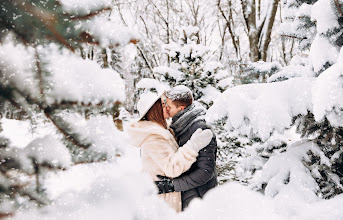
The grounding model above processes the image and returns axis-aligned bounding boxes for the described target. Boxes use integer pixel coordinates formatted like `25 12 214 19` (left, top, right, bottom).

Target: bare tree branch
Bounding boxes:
217 0 240 59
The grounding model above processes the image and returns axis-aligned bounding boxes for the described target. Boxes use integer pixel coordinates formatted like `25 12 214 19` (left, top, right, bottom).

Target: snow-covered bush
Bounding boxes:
268 55 315 82
236 61 282 84
207 77 314 184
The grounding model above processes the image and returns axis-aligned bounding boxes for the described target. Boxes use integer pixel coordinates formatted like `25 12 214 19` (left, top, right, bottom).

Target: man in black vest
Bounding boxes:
155 85 218 211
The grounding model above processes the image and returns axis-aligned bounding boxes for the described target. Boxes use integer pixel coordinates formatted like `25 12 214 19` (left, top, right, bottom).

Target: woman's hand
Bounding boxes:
184 129 213 153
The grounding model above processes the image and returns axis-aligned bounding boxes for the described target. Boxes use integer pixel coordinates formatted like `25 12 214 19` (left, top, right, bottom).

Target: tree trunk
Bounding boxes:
241 0 260 62
240 0 280 62
249 30 260 62
260 0 280 61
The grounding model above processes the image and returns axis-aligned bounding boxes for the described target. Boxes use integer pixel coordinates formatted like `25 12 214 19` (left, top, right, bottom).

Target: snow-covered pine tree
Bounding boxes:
210 61 282 183
279 0 318 51
0 0 138 215
291 0 343 199
161 26 226 108
164 26 208 100
211 116 253 184
201 61 233 107
240 0 343 199
258 0 319 83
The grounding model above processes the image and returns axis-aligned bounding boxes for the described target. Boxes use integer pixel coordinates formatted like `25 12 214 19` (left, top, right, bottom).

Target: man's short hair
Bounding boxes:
165 85 193 107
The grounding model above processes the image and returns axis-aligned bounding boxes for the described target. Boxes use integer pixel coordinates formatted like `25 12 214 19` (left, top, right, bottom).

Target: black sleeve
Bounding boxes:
172 123 217 192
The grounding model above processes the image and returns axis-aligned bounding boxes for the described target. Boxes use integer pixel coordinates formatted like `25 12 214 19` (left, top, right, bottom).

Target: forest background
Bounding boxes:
0 0 343 218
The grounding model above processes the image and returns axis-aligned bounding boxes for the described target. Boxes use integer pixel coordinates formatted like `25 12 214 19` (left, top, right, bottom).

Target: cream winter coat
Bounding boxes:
127 121 198 212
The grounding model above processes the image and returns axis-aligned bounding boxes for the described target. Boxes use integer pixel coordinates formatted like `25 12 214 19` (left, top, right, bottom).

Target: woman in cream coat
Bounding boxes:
128 92 212 212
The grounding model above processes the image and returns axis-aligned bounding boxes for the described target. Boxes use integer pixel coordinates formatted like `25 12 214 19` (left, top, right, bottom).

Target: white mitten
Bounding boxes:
184 128 213 153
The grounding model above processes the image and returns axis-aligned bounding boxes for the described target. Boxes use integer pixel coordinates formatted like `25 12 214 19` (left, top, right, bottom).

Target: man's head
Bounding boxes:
164 85 193 118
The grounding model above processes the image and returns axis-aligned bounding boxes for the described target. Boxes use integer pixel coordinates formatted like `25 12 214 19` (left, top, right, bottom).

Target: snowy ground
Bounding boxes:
2 118 343 220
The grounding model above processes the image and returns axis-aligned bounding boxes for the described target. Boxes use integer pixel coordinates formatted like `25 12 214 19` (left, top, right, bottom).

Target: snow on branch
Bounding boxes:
312 48 343 126
251 140 319 201
60 0 113 16
206 77 315 141
25 135 72 169
136 78 169 95
0 42 125 106
1 0 140 50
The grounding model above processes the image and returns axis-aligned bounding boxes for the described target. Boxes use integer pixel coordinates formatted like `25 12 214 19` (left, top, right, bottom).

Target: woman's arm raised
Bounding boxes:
142 129 213 178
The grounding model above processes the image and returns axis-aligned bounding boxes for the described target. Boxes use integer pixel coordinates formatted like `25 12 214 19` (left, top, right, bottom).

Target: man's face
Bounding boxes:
161 99 170 119
164 98 185 118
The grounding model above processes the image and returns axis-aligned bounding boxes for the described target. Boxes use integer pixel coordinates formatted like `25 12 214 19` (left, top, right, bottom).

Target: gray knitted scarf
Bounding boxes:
170 103 206 138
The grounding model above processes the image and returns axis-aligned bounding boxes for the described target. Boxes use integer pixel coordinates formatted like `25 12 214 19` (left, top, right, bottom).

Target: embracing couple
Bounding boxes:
128 85 218 212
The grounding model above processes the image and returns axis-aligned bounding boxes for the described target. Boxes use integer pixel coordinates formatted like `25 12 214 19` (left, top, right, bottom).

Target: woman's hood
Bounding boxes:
127 121 171 147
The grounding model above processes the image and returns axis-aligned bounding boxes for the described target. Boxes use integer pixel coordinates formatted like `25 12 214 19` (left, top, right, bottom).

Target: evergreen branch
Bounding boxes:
0 85 32 117
0 85 118 150
13 187 49 206
43 107 92 149
3 169 34 184
70 7 112 21
48 100 120 109
36 162 68 170
73 157 120 165
13 0 75 51
0 84 120 112
0 12 30 45
76 32 99 46
0 170 48 206
34 47 45 100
